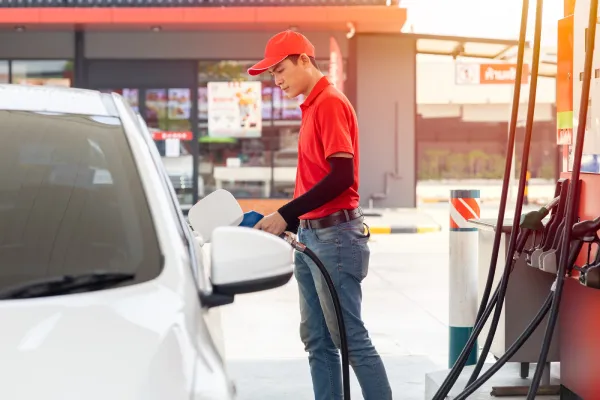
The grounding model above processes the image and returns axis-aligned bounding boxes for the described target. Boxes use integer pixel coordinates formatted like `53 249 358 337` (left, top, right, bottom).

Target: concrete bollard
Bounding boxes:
448 189 480 368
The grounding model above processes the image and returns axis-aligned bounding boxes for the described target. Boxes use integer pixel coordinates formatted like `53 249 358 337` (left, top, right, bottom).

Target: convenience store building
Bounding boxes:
0 2 528 209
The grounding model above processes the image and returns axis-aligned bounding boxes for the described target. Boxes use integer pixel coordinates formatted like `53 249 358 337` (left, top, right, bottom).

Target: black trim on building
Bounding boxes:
74 29 86 89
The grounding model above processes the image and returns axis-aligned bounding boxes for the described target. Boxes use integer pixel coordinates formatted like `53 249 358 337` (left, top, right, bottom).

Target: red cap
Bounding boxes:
247 30 316 76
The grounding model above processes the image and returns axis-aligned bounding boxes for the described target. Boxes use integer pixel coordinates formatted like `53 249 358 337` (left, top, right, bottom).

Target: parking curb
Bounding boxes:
369 224 442 234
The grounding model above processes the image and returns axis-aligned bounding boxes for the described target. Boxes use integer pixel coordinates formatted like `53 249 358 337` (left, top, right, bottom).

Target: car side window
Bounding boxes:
133 114 209 289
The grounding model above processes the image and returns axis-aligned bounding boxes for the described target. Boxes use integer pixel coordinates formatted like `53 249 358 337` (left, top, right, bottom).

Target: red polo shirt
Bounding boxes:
294 76 360 220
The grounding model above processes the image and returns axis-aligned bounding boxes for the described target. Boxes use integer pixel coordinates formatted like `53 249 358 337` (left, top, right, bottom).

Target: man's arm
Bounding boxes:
278 153 354 231
254 97 355 235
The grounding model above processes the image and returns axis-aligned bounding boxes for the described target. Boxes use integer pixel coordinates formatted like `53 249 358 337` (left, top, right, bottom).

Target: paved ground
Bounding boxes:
363 207 442 233
218 200 546 399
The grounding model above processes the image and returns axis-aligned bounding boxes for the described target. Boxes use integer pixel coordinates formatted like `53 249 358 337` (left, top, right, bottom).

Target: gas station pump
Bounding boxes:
428 0 600 398
554 2 600 398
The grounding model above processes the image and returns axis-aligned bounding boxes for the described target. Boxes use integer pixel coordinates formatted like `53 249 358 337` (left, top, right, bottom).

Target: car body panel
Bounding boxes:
0 85 235 400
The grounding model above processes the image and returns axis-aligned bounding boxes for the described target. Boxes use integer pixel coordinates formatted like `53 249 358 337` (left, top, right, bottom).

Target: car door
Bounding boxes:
134 114 227 359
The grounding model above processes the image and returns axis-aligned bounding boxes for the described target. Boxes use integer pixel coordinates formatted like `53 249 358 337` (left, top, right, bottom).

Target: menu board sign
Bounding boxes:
207 81 262 138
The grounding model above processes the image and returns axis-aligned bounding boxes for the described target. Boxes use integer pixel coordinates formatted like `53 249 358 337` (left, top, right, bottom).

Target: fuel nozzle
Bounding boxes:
569 217 600 288
279 232 306 253
571 216 600 240
515 196 560 260
520 196 560 231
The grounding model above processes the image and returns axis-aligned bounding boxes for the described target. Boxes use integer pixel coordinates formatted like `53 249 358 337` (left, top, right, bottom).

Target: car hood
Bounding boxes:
0 283 198 400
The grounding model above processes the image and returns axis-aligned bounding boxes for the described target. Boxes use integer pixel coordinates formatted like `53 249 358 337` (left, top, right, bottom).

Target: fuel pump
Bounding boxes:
432 200 558 399
431 0 545 396
525 0 598 396
451 214 591 399
433 0 600 397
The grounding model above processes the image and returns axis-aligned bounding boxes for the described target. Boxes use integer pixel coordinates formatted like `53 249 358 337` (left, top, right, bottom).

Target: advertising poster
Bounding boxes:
168 88 191 120
207 81 262 138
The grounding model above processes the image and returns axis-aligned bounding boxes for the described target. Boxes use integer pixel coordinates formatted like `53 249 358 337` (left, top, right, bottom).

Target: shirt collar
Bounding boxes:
300 76 332 110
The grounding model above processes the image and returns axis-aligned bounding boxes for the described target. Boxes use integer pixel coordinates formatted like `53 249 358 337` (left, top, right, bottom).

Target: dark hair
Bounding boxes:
287 54 319 70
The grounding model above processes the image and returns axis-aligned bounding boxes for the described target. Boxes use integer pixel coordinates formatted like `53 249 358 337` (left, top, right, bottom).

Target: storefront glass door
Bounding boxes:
99 87 196 208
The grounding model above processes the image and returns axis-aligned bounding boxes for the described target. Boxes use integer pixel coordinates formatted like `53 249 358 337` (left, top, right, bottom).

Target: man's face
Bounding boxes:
268 55 311 98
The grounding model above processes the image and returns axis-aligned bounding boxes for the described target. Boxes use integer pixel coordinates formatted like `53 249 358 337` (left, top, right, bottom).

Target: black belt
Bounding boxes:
300 207 363 230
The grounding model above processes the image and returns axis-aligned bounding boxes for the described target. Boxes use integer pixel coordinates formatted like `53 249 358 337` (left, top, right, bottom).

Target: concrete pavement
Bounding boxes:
218 201 551 399
220 230 450 399
364 207 442 234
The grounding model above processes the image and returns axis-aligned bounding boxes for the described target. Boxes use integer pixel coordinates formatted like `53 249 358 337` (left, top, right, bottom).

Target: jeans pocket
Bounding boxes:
344 220 370 244
351 238 370 280
312 225 340 244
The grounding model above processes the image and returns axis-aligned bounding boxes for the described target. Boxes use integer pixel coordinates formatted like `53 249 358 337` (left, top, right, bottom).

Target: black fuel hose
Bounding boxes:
473 0 530 329
456 222 578 399
526 0 599 397
280 232 351 400
466 0 545 386
433 228 535 400
432 0 531 396
432 201 556 399
454 292 553 399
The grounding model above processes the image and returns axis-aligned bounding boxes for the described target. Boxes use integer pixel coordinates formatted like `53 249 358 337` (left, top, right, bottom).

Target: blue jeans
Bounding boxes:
294 217 392 400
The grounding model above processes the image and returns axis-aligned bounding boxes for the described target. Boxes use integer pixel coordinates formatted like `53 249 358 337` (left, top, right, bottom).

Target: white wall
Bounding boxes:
355 34 417 208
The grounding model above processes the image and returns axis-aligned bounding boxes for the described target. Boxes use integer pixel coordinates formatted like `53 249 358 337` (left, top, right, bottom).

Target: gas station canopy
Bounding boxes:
0 4 406 33
408 32 557 78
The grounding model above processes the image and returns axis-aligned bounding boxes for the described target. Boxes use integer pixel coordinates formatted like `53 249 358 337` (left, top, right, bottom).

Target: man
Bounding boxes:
248 30 392 400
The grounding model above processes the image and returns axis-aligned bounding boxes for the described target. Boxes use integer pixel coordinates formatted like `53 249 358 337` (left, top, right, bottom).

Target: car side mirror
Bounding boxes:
188 189 244 243
200 226 294 308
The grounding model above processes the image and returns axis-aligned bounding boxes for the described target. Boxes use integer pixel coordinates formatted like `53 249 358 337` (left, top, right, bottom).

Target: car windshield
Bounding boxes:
0 110 162 297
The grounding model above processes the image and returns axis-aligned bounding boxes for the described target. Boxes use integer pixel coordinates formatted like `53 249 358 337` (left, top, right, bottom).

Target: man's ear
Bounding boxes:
299 53 312 67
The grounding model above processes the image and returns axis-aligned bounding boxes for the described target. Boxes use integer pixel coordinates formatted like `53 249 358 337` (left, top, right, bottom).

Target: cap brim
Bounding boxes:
247 55 287 76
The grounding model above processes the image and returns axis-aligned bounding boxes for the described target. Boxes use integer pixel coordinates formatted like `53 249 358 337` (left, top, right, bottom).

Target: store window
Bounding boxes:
197 58 344 200
100 88 139 113
0 61 8 83
11 60 73 87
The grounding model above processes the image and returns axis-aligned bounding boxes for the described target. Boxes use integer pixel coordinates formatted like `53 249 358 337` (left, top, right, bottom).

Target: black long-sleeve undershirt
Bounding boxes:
278 157 354 233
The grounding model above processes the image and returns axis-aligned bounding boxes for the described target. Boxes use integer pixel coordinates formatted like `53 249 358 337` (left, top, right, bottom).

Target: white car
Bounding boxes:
0 84 294 400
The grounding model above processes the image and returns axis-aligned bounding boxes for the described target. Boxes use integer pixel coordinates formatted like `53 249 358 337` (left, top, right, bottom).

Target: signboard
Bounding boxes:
152 131 193 141
455 63 530 85
329 36 344 92
165 138 181 157
207 81 262 138
556 15 574 145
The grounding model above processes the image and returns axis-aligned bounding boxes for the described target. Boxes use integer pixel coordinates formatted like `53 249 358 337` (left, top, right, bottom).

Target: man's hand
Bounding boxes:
254 211 287 236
